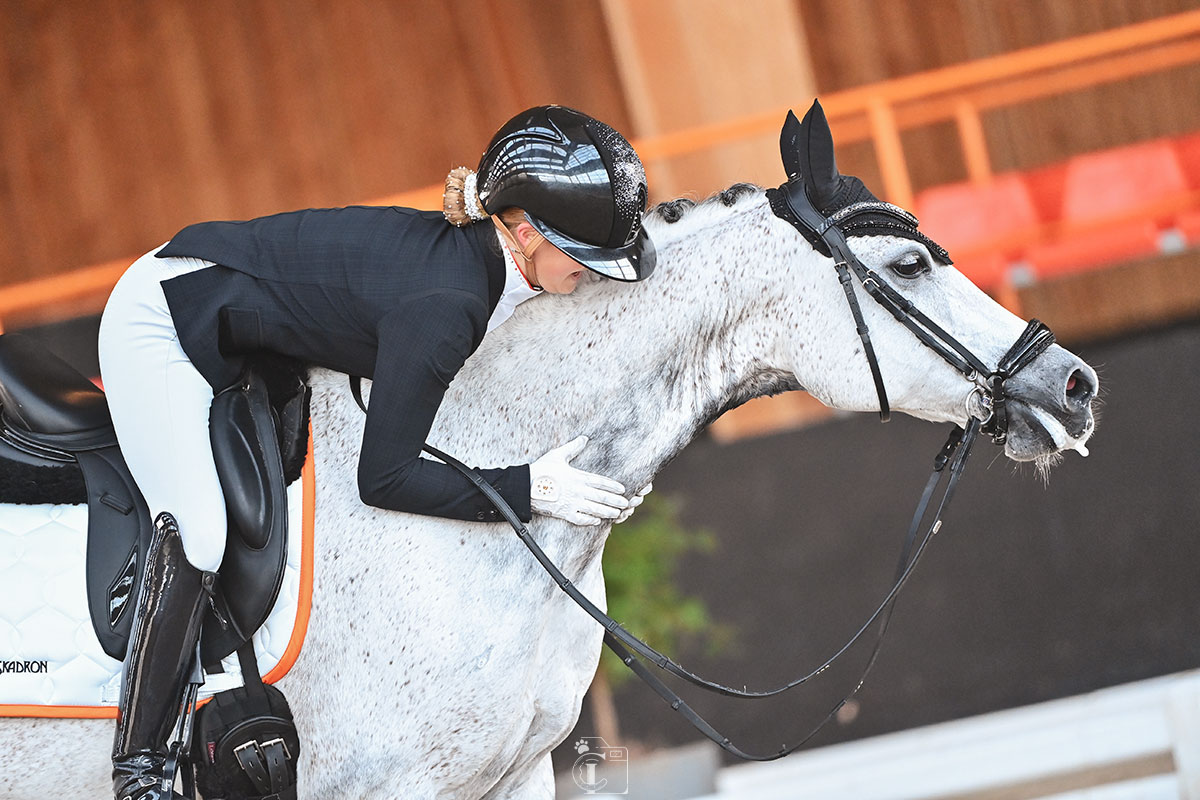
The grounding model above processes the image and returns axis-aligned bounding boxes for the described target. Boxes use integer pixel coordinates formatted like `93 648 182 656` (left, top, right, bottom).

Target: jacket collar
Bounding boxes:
469 221 508 313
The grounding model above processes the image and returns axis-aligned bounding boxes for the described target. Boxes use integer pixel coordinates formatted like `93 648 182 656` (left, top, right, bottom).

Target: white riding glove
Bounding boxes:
614 482 652 524
530 436 628 526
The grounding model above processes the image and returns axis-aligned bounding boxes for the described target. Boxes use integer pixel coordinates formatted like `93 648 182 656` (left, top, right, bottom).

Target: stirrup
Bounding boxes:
160 641 204 798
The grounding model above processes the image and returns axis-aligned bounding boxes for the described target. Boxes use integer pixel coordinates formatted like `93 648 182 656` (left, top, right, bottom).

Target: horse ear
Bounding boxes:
796 99 841 208
780 109 803 181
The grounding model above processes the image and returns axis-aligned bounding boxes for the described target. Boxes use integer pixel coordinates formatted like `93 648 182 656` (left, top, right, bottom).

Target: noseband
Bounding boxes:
766 179 1055 444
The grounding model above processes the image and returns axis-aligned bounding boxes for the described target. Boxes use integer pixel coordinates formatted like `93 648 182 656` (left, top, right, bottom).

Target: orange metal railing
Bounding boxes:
2 9 1199 332
628 8 1200 208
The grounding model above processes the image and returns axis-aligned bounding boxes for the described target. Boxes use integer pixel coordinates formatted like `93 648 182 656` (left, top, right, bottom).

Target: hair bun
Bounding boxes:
443 166 489 227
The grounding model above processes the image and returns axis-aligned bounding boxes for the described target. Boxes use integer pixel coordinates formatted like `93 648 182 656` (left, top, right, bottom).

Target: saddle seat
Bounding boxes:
0 333 310 666
0 334 116 452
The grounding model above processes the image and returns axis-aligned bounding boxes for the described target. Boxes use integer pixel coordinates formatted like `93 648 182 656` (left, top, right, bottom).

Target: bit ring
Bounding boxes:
965 385 994 423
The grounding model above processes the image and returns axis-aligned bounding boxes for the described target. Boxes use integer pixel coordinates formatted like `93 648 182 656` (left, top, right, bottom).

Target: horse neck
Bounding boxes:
427 196 810 489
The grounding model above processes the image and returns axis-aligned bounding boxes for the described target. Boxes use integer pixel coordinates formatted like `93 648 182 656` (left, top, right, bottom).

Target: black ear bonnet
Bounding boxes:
768 101 951 265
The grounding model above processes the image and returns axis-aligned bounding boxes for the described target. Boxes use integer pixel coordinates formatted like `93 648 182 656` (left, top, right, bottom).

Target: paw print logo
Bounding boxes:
571 737 628 794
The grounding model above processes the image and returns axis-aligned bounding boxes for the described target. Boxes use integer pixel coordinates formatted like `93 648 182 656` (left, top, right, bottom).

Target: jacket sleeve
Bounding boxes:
356 293 532 522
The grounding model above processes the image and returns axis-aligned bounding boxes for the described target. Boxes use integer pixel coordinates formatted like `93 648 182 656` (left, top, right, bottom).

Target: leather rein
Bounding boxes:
348 185 1055 759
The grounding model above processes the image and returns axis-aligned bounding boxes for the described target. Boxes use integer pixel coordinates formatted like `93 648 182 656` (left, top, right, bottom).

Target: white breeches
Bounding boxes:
98 247 228 571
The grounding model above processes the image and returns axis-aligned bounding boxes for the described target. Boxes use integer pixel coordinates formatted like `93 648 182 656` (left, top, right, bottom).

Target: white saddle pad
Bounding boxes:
0 478 309 715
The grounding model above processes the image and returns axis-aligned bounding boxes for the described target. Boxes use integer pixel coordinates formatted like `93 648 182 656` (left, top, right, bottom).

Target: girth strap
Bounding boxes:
228 641 298 799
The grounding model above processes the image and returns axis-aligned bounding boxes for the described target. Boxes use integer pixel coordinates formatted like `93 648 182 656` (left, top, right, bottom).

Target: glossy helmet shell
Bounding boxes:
476 105 655 281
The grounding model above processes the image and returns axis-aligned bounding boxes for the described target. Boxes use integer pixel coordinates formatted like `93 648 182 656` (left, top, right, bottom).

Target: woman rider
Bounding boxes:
98 105 656 799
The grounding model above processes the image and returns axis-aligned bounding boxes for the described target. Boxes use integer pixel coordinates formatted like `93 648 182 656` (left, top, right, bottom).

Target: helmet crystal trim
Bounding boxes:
476 106 656 281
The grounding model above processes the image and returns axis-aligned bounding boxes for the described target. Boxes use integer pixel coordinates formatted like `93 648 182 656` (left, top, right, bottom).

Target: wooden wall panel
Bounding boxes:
599 0 817 200
1018 251 1200 345
0 0 631 285
797 0 1200 192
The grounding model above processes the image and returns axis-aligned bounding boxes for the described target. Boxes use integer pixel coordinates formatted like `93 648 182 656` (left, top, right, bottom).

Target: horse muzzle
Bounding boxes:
997 347 1098 461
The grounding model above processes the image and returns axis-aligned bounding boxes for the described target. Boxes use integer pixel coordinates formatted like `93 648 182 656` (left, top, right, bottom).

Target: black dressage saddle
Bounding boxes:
0 332 309 666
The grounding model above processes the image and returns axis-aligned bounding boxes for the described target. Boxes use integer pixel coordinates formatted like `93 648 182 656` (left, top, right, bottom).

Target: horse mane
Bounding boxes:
644 183 764 248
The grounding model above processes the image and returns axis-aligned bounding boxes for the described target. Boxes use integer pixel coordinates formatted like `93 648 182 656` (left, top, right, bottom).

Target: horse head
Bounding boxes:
762 99 1097 466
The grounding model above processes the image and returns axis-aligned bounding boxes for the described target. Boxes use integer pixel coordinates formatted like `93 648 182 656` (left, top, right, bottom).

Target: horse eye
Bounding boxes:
889 253 928 279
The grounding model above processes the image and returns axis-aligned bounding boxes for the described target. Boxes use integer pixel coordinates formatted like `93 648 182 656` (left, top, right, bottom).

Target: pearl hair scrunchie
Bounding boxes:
461 171 488 223
443 166 491 227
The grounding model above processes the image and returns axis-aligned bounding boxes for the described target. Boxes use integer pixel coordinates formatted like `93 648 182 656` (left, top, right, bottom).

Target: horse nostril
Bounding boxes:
1065 368 1094 406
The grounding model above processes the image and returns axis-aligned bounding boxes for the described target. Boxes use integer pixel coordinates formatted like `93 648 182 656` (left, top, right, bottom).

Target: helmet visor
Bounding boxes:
526 213 656 282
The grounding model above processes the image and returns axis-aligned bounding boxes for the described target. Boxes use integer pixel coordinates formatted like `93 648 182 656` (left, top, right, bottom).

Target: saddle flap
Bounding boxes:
204 371 290 663
77 447 154 658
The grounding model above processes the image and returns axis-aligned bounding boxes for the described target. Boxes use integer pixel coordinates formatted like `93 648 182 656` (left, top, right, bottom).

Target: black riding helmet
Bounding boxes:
476 105 656 281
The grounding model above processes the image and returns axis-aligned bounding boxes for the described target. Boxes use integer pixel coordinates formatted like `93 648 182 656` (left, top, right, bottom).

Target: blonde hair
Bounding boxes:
497 207 525 229
444 166 525 229
443 167 482 226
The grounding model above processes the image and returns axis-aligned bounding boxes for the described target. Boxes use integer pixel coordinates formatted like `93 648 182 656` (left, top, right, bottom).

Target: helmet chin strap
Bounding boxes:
492 217 545 288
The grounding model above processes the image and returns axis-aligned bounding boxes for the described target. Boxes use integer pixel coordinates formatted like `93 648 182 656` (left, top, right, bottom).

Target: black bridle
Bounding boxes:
767 180 1055 444
349 184 1056 759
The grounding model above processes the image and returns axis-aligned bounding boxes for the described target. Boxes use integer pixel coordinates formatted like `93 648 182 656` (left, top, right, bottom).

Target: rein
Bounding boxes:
377 378 972 758
346 188 1054 758
419 421 978 760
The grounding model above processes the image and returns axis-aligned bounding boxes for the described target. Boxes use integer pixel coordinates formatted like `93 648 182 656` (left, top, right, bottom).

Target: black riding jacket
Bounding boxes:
157 205 530 523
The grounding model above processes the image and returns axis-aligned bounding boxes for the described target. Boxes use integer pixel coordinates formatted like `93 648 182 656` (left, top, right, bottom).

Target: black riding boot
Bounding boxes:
112 512 216 800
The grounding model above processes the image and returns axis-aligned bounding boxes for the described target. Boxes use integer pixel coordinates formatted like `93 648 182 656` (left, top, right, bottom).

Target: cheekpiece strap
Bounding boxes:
768 182 892 421
769 179 1058 444
767 186 830 257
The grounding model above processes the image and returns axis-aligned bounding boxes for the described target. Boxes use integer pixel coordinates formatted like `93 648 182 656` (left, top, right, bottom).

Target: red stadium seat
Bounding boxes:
915 175 1038 290
1026 221 1162 276
1169 131 1200 246
1059 141 1186 220
1178 209 1200 245
1027 141 1187 278
1022 163 1069 224
915 174 1038 253
1173 130 1200 190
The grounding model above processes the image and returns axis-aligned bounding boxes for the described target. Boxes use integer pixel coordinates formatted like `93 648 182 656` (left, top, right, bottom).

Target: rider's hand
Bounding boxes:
530 436 628 526
615 483 652 524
